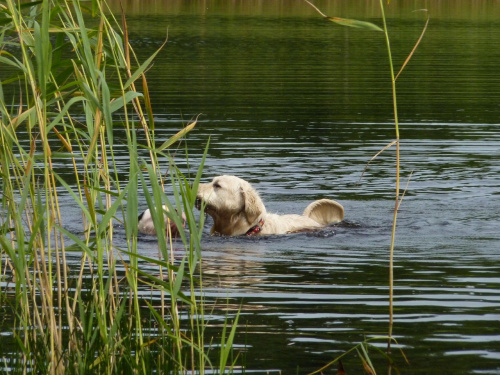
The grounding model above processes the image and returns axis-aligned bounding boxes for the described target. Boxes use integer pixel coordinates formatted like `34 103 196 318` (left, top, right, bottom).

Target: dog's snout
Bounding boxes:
195 197 202 210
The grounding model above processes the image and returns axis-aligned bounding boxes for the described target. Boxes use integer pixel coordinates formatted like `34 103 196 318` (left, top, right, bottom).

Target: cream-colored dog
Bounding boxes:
196 175 344 236
138 206 186 237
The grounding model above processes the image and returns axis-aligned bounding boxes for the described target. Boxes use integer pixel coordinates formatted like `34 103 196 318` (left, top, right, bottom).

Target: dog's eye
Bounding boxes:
213 182 221 189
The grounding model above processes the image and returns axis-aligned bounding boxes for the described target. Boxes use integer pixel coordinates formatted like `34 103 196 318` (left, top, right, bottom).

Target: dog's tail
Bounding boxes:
303 199 344 225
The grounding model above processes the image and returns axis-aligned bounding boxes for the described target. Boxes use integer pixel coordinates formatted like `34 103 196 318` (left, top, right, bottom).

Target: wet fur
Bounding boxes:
138 205 185 237
196 175 344 236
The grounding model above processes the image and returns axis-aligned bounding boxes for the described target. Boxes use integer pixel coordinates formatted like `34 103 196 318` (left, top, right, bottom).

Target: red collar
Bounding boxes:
245 218 264 236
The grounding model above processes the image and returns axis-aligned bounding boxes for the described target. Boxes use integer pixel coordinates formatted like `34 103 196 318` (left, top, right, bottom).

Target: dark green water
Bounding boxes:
4 1 500 373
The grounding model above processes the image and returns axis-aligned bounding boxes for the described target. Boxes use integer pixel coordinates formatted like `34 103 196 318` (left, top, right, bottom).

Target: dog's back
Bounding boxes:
259 213 322 235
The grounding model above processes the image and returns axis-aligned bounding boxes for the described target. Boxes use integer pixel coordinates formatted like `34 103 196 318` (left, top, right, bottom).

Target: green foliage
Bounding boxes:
0 0 240 374
304 0 383 31
325 16 384 31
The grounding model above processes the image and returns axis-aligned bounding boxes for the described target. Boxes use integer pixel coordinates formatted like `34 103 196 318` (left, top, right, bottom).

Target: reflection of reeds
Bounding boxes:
0 0 238 373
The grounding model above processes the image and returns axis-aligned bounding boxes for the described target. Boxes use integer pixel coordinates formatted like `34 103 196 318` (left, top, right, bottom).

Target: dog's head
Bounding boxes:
196 175 266 226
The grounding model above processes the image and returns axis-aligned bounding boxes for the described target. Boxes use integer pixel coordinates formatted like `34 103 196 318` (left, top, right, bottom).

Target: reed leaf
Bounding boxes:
358 140 397 183
56 226 97 261
9 105 36 130
304 0 382 31
156 116 199 152
172 257 186 299
166 167 190 245
144 300 174 337
98 70 114 147
125 131 139 239
395 9 430 80
0 236 17 273
33 3 51 98
123 38 167 90
46 96 87 132
52 170 93 222
71 0 97 85
219 311 241 374
142 74 155 130
139 164 170 253
357 343 376 375
97 184 130 235
124 264 192 306
109 90 143 113
0 54 28 72
326 17 383 31
119 248 180 272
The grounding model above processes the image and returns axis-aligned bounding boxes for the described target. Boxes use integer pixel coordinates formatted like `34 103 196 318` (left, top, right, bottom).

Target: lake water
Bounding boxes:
5 1 500 373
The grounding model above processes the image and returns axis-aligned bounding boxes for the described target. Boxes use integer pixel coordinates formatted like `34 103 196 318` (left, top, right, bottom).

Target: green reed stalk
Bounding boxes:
305 1 428 372
379 3 429 361
377 1 399 353
1 0 240 373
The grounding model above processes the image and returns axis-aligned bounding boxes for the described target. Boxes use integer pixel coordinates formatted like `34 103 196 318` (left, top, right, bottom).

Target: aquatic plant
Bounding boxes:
0 0 238 374
305 0 429 373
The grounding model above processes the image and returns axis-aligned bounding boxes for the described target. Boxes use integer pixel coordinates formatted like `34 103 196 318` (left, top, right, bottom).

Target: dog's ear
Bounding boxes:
241 184 266 224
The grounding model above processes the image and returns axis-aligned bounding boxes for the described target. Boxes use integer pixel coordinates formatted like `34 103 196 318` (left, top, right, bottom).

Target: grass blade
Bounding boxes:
156 115 199 152
326 17 383 31
304 0 383 31
395 9 430 80
123 38 167 90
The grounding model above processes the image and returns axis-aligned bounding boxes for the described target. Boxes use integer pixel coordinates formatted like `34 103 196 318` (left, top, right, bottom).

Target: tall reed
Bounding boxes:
305 1 428 373
378 7 429 357
0 1 239 374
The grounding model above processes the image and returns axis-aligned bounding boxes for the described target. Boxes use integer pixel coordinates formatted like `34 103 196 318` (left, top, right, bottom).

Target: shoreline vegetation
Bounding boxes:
1 0 424 373
0 0 238 373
